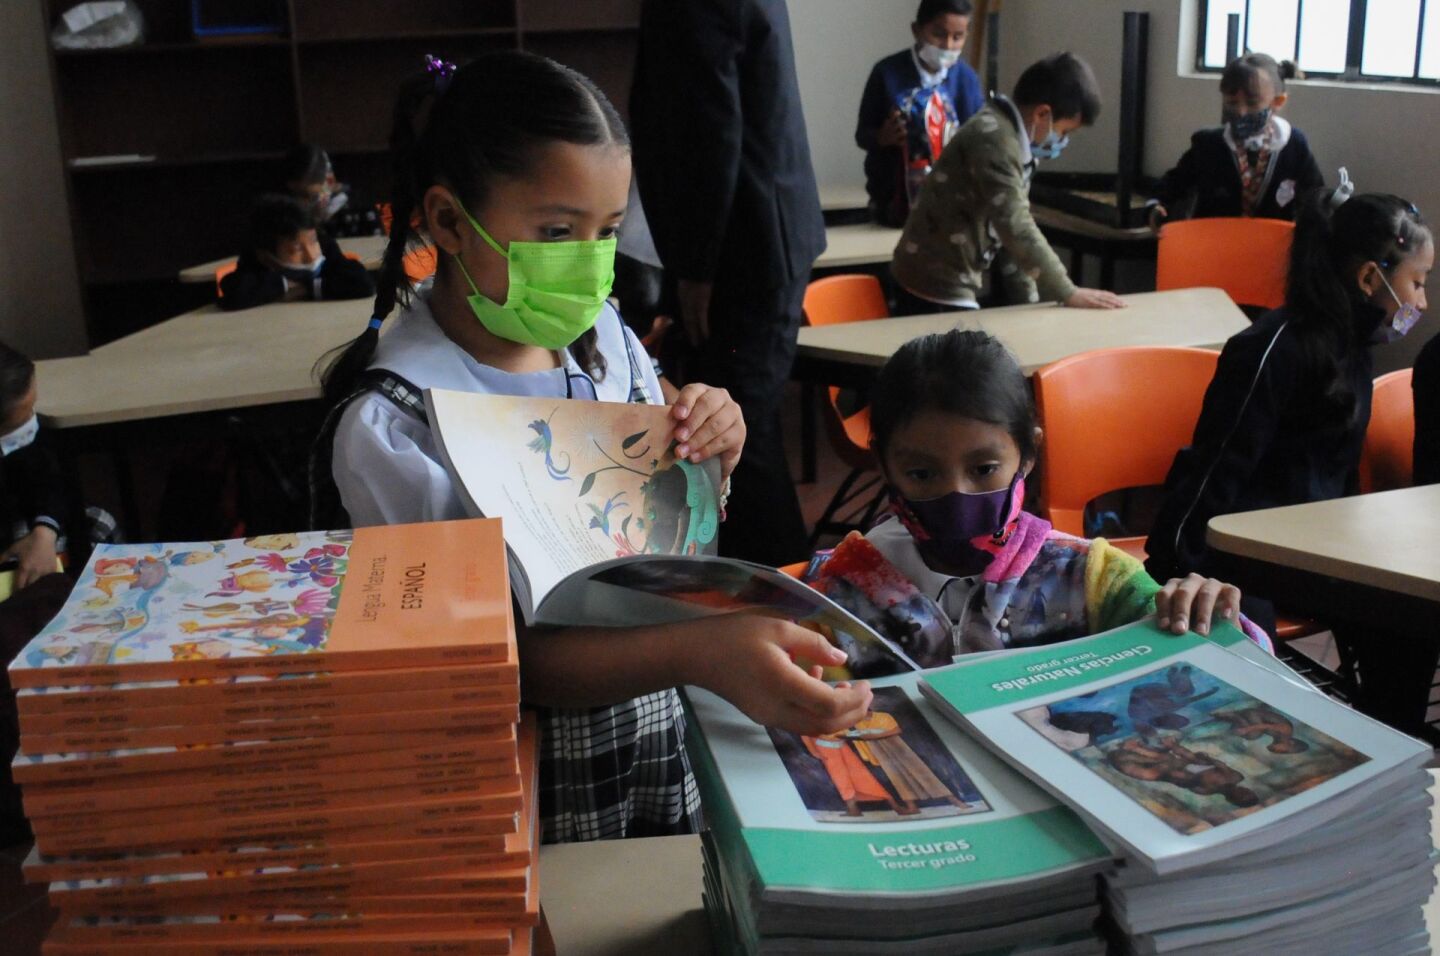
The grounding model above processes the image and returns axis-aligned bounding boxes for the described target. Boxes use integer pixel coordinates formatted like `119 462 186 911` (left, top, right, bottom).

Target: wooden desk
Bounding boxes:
794 287 1246 389
818 183 869 213
177 235 389 284
536 771 1440 954
813 222 901 271
1208 487 1440 739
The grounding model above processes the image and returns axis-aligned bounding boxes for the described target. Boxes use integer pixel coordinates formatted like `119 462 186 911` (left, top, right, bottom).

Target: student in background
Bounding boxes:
1146 186 1429 730
891 52 1125 313
1149 53 1323 228
316 52 872 844
805 329 1269 661
1414 330 1440 486
855 0 984 228
283 144 382 239
219 195 375 311
0 342 65 590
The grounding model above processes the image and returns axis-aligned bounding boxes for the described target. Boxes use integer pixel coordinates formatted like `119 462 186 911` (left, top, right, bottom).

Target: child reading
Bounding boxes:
890 52 1124 311
1149 53 1323 228
804 329 1270 657
314 52 872 843
855 0 984 227
220 194 376 311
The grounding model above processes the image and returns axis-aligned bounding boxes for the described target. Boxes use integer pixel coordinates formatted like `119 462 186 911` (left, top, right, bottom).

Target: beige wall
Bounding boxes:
0 2 87 359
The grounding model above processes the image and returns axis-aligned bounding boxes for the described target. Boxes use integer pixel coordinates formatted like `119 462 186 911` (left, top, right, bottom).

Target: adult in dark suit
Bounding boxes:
631 0 827 566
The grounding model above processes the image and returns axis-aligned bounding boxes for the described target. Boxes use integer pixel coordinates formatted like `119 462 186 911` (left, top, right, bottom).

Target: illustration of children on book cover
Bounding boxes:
1017 663 1369 834
16 532 354 674
768 687 991 823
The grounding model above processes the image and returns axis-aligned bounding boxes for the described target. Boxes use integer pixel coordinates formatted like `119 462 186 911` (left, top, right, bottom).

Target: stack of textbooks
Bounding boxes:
919 619 1436 956
9 519 542 956
685 672 1115 955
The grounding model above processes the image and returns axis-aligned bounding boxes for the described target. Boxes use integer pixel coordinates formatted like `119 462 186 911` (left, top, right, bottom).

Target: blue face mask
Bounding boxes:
1029 114 1069 161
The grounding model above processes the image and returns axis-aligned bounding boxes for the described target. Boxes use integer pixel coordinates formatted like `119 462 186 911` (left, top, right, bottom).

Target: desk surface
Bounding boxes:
178 236 389 284
795 287 1247 375
818 183 870 213
1208 486 1440 603
540 770 1440 955
35 299 367 428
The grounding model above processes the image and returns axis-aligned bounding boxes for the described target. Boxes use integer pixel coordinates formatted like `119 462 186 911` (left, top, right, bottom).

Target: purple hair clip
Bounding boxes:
425 54 457 94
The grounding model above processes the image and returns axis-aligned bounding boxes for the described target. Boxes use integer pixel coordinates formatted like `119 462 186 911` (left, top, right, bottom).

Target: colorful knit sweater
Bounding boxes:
805 514 1272 670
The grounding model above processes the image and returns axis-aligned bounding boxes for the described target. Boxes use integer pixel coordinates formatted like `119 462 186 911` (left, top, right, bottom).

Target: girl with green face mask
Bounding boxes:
315 52 874 847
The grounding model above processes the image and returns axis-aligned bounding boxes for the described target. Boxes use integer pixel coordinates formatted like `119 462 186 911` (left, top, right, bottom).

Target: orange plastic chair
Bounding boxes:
778 561 808 580
1155 217 1295 311
1034 346 1220 559
1360 369 1415 493
802 275 890 545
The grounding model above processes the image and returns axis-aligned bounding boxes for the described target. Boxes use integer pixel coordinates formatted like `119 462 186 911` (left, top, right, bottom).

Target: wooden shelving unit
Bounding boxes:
41 0 639 344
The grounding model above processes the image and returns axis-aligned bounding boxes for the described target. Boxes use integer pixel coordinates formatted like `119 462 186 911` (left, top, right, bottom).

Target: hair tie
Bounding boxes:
1327 167 1353 211
368 316 384 331
425 54 457 95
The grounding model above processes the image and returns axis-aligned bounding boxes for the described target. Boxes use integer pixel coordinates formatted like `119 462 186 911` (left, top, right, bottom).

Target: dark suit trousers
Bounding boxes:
690 274 810 566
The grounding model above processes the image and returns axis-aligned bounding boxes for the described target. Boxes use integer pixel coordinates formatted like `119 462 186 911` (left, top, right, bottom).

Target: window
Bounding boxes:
1198 0 1440 85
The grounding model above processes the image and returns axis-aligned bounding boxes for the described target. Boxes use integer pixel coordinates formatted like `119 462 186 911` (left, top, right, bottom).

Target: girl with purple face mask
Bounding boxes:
803 330 1271 662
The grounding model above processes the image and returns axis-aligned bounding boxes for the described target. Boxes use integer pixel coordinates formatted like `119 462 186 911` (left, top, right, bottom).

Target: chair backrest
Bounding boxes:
802 275 890 467
1360 368 1415 493
1034 346 1220 536
214 260 239 296
1156 217 1295 311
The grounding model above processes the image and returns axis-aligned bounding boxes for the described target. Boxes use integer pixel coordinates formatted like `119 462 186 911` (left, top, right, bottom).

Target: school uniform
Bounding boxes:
1151 117 1324 221
855 49 985 227
891 95 1075 309
0 433 68 550
1414 333 1440 487
329 286 700 844
1145 307 1374 583
218 232 375 311
632 0 826 566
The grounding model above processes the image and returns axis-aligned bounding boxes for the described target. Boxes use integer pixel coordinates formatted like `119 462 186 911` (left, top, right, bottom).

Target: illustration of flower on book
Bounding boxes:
23 532 354 670
768 687 991 823
1017 663 1369 834
527 409 719 557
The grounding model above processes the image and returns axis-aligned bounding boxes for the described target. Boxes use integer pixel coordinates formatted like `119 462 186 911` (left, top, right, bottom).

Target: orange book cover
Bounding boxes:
10 519 516 689
24 753 517 819
44 930 514 956
46 914 516 948
26 714 538 883
35 790 520 857
34 771 522 838
17 658 518 718
20 680 520 733
60 883 534 920
13 722 515 785
22 701 520 752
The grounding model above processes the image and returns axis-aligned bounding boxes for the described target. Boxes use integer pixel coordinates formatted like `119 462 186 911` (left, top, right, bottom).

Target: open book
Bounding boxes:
426 389 916 671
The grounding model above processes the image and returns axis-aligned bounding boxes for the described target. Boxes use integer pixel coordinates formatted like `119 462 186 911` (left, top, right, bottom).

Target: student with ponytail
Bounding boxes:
1147 176 1431 607
313 52 873 843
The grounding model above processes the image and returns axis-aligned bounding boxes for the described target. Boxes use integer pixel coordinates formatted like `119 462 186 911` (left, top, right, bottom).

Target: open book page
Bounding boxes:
426 389 722 619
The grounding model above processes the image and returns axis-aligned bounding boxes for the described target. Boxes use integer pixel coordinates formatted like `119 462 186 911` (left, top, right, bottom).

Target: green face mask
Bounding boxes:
451 200 616 350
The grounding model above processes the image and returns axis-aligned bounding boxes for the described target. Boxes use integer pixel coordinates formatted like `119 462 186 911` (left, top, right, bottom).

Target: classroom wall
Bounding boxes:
992 0 1440 371
0 2 87 359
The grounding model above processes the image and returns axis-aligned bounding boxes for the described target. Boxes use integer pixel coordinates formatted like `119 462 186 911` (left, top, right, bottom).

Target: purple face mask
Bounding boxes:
1372 273 1424 344
891 472 1026 577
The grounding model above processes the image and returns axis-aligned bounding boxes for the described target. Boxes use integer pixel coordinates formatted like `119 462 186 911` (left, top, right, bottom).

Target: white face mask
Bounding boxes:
1 413 39 456
917 43 961 73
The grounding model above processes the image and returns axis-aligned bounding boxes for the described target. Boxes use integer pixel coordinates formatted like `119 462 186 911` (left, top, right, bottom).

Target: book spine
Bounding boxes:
34 774 521 834
9 642 512 690
21 682 520 731
22 703 520 752
35 797 520 856
17 664 518 717
57 892 533 920
49 913 518 943
24 837 527 883
43 937 512 956
23 755 516 818
13 724 514 785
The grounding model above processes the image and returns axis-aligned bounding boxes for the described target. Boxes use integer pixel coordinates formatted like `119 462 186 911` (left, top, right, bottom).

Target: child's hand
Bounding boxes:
1065 288 1127 309
672 383 746 480
1156 574 1242 636
688 614 874 737
2 525 59 590
877 110 907 148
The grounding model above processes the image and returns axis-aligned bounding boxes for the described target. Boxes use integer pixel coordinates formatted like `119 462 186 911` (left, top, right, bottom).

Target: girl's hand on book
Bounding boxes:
690 614 873 736
2 525 59 591
671 383 746 479
1155 574 1242 637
